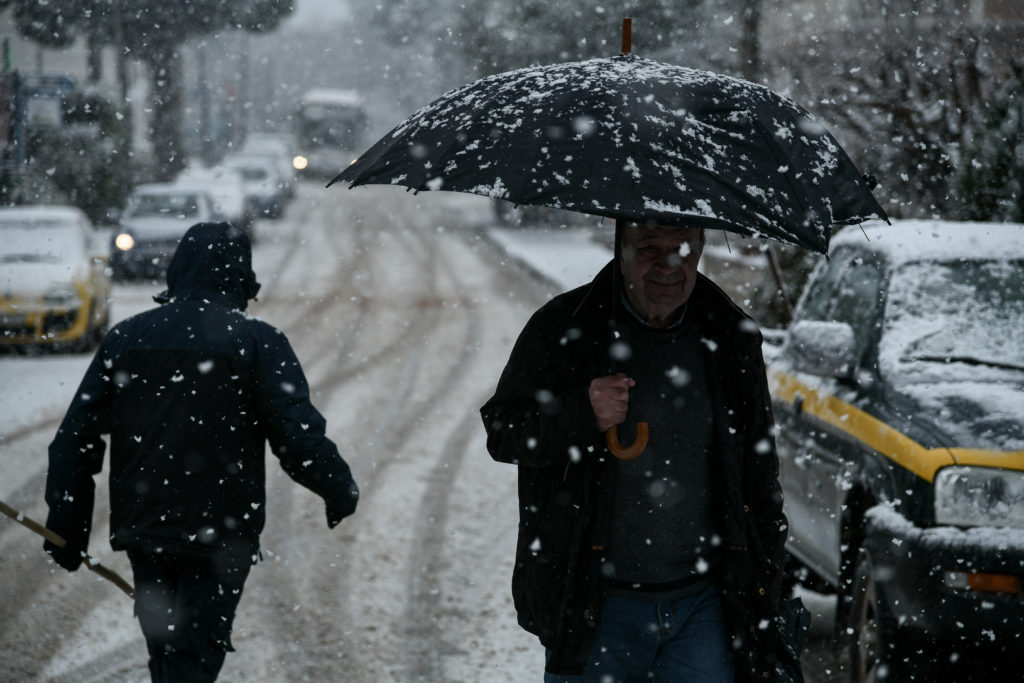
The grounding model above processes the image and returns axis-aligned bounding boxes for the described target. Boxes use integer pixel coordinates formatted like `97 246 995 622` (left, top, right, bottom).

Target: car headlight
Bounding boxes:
114 232 136 251
43 285 80 307
934 466 1024 528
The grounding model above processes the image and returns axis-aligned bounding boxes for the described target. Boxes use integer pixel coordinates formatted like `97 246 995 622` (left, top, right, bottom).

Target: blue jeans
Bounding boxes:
544 585 734 683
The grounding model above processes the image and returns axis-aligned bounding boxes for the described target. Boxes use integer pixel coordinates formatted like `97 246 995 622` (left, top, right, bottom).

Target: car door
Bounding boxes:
802 255 882 578
775 253 853 575
778 250 883 580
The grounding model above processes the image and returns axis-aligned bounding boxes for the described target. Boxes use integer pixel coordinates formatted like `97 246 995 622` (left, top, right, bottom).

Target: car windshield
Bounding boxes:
882 259 1024 376
0 223 83 264
127 193 201 219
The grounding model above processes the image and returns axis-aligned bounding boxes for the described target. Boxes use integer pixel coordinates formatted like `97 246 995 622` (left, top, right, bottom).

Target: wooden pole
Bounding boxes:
621 17 632 55
0 499 135 599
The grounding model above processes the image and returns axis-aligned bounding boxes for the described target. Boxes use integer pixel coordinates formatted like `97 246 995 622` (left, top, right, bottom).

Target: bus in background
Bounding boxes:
292 88 367 180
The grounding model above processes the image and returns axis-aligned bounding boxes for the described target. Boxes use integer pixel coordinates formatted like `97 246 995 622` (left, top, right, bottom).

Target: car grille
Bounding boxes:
1 314 35 339
1 309 81 342
44 310 79 335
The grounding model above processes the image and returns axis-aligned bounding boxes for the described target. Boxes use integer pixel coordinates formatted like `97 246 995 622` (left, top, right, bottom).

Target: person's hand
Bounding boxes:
44 539 85 572
589 373 635 432
326 480 360 529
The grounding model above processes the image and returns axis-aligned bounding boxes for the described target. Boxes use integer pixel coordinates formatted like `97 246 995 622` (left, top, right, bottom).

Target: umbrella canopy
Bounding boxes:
330 54 887 254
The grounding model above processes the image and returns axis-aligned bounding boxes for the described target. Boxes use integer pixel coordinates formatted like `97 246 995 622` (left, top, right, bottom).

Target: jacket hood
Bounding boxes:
154 222 260 309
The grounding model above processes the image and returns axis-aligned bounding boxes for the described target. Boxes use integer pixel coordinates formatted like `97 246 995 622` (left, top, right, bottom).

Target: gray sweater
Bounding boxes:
606 306 719 589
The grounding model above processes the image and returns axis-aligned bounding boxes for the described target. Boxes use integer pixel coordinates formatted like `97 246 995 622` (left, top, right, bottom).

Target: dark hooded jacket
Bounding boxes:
45 222 358 566
480 262 793 681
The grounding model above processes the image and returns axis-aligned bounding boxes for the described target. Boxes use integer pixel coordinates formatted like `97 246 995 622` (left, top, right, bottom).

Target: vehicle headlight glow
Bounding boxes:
115 232 135 251
292 155 308 170
934 466 1024 529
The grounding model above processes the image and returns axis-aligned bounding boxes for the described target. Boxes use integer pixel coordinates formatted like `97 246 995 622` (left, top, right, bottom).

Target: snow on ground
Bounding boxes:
0 189 620 682
488 226 612 291
2 195 836 682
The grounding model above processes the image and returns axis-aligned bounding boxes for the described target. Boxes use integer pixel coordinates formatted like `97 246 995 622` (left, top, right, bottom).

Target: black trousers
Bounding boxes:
127 550 251 683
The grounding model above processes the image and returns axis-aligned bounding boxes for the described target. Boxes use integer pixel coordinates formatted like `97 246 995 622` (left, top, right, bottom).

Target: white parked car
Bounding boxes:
111 183 218 280
176 163 255 239
222 154 287 219
0 205 112 352
240 132 297 198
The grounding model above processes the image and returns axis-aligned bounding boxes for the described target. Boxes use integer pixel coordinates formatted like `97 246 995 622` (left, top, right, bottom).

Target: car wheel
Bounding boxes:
840 550 907 683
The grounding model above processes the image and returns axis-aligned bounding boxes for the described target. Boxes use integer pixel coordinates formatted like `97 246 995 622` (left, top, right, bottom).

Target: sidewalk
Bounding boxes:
486 225 769 300
487 226 612 291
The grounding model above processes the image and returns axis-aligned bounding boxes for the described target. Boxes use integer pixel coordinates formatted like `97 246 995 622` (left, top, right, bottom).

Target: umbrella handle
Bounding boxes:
605 422 649 460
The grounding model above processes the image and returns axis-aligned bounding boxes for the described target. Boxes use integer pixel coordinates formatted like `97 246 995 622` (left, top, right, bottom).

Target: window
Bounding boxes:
829 257 882 360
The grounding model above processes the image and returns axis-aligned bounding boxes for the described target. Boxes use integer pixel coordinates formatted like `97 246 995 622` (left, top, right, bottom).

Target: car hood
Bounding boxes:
120 217 197 241
1 261 85 300
894 378 1024 452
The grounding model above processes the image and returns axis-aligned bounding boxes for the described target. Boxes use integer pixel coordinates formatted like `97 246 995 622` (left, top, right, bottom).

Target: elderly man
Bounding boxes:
481 220 793 682
44 222 359 682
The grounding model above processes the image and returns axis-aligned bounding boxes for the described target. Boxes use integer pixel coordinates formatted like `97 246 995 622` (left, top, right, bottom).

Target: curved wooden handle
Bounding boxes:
605 422 649 460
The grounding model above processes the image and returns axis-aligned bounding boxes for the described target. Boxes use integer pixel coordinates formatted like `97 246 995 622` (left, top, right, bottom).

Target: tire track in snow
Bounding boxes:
401 403 487 681
320 219 533 682
247 195 457 681
251 201 496 681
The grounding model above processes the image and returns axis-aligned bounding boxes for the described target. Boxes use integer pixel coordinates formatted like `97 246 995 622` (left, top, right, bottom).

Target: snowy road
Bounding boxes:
1 181 843 682
0 182 555 681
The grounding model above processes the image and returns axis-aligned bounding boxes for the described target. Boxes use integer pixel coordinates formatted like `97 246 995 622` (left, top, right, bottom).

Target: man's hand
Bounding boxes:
589 373 635 432
326 480 360 529
44 539 85 572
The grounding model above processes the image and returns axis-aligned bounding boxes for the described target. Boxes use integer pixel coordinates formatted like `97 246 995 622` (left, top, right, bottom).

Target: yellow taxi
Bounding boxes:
768 219 1024 680
0 205 112 352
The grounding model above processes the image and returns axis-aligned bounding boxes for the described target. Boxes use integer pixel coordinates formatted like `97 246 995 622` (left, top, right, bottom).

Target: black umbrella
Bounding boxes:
329 39 886 254
330 23 888 458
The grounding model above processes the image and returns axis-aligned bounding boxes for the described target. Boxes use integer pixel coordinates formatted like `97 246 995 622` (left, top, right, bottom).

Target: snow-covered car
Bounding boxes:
111 183 218 280
222 153 287 219
0 205 111 351
175 163 255 240
240 132 297 199
767 220 1024 680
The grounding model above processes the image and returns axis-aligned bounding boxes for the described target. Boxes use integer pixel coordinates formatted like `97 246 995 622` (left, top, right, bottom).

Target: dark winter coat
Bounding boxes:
45 222 358 568
480 262 791 681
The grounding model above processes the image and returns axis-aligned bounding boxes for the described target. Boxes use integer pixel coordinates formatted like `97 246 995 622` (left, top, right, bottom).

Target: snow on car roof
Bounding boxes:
1 207 88 262
0 205 89 225
831 219 1024 263
302 88 363 106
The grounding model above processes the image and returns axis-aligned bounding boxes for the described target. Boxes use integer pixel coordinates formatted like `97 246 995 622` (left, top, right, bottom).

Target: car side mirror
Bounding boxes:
787 320 857 379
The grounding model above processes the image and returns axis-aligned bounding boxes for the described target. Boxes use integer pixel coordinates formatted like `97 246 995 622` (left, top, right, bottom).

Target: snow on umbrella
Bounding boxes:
331 23 889 459
329 48 887 254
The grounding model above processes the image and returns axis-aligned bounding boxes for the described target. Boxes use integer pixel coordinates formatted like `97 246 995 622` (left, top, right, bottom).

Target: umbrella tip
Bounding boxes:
621 17 632 55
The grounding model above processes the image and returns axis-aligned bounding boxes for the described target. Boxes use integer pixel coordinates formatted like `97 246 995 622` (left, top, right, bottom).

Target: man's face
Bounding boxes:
620 224 704 328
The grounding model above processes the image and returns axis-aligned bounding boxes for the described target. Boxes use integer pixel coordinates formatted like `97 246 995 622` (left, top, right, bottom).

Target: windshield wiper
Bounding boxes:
903 355 1024 373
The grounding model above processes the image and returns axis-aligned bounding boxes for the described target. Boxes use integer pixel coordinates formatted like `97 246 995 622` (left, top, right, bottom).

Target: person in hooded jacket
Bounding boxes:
43 222 359 682
481 221 804 682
